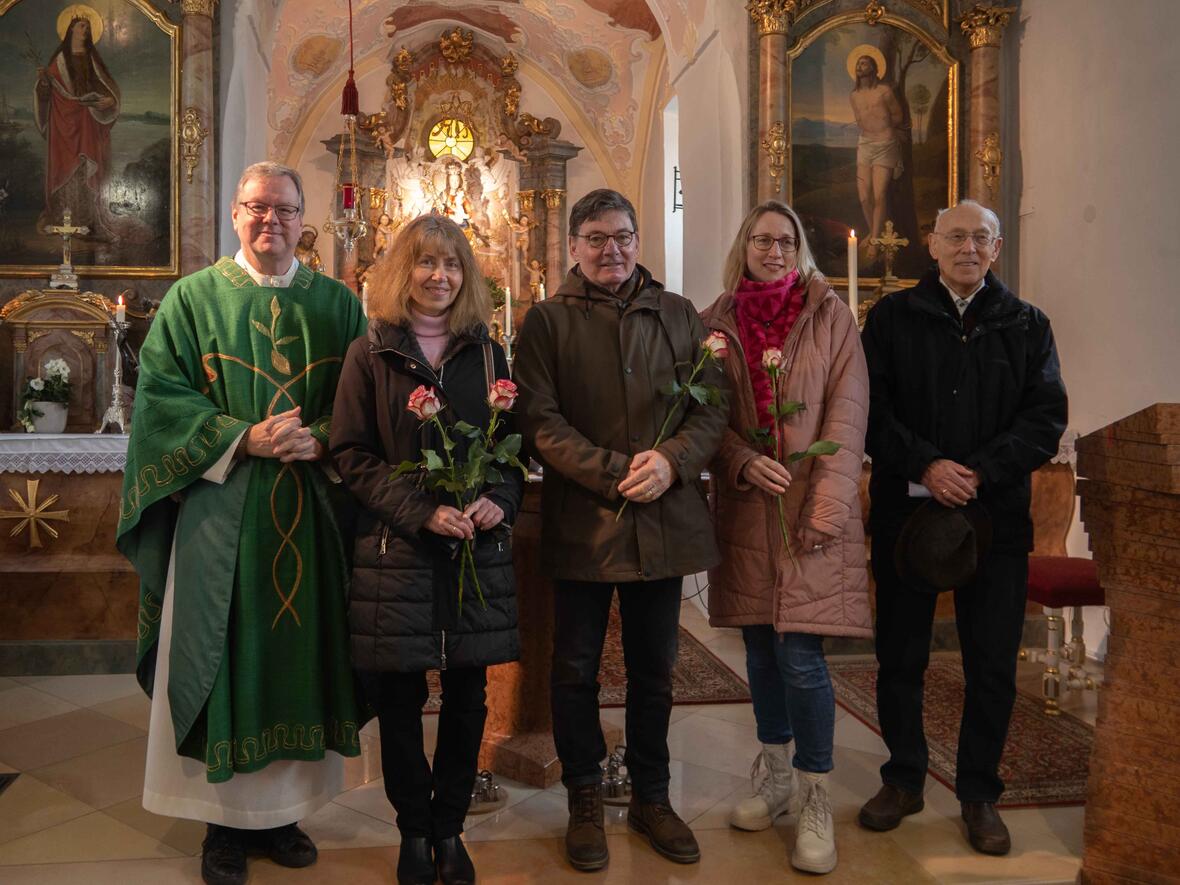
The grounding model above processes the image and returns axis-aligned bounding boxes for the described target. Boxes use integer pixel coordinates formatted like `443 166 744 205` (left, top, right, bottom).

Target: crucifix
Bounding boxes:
870 220 910 297
46 209 89 290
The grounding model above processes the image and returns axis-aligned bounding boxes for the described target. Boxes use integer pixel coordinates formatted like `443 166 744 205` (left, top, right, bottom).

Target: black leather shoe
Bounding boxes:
264 822 317 868
858 784 925 831
201 824 247 885
961 801 1011 855
435 834 475 885
397 835 436 885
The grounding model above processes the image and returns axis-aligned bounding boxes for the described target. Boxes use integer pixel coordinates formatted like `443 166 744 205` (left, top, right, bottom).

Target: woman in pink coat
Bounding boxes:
701 200 870 875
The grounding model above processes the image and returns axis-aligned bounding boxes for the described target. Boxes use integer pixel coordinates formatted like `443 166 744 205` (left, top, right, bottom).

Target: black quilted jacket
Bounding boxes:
330 320 521 673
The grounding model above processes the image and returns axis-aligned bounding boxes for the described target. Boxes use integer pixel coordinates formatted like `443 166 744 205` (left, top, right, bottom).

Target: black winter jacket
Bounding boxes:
862 269 1067 552
330 320 521 673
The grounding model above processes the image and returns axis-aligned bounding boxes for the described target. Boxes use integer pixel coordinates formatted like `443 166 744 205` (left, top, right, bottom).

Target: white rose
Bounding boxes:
29 378 44 392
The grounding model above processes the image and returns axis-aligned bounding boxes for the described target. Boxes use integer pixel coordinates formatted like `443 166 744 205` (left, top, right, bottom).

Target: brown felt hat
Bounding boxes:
893 499 993 594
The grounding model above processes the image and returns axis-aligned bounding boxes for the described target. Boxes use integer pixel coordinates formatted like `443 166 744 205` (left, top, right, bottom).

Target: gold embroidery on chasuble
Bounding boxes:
198 265 342 630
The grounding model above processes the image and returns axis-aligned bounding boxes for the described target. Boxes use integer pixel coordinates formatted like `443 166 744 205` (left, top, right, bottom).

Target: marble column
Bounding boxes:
960 5 1016 209
540 189 564 302
516 138 581 318
179 0 218 273
748 1 794 202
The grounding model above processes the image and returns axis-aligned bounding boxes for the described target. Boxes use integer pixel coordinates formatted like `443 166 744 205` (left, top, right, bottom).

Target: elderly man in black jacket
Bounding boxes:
857 199 1067 855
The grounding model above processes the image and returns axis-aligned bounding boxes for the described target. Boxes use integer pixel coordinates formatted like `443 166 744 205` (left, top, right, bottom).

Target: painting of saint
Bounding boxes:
789 21 956 281
0 0 178 275
35 8 120 237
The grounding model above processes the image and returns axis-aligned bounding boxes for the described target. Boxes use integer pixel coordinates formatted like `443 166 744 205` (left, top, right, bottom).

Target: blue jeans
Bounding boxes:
742 625 835 773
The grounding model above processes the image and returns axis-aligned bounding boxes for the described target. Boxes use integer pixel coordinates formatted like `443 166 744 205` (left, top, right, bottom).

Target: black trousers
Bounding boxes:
366 666 488 838
550 577 682 803
872 530 1029 802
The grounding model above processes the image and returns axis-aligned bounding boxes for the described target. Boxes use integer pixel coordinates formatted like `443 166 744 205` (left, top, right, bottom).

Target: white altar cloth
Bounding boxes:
0 433 128 474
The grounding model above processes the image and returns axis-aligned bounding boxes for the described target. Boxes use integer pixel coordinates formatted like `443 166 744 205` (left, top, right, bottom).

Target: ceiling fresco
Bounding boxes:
257 0 715 190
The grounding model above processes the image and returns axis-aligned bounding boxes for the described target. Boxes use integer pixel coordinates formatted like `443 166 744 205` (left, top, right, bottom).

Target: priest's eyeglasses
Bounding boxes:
239 201 302 221
935 231 997 248
749 235 798 253
574 231 635 249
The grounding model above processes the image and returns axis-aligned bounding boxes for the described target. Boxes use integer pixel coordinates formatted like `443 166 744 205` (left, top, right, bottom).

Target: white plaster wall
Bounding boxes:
673 37 746 310
1017 0 1180 658
661 97 683 294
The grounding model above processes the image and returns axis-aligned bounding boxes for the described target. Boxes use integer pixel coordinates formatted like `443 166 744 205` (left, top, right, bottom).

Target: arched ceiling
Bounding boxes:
258 0 714 187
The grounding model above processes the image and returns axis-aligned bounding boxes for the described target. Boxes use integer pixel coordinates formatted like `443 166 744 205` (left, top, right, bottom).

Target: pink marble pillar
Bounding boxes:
756 32 788 203
180 1 217 272
542 189 564 303
961 6 1015 209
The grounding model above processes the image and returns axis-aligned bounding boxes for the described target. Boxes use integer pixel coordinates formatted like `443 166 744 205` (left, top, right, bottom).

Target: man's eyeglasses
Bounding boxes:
574 231 635 249
749 234 798 253
239 201 301 221
935 231 997 248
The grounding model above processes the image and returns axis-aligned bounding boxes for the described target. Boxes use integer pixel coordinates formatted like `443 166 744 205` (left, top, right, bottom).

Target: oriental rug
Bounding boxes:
426 602 751 711
828 657 1093 808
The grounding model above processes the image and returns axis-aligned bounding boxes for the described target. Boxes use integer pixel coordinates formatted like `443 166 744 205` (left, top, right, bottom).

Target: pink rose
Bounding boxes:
702 331 730 359
488 378 518 411
407 385 442 420
761 348 783 371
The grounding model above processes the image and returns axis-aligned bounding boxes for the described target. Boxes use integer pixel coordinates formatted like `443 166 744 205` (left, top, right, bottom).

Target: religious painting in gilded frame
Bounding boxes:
787 13 958 285
0 0 179 278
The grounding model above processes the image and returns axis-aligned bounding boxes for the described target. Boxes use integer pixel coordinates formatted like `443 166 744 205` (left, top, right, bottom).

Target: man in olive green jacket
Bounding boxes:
514 189 727 872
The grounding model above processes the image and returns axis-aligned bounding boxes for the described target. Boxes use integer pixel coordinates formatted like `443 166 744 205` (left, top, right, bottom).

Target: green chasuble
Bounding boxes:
118 258 367 783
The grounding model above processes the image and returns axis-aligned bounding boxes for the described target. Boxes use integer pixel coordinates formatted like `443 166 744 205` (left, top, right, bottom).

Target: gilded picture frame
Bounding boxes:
0 0 180 278
787 12 958 287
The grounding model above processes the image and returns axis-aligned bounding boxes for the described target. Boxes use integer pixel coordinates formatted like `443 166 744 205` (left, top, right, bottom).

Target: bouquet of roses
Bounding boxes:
615 331 731 521
392 379 528 611
749 348 841 568
17 358 72 433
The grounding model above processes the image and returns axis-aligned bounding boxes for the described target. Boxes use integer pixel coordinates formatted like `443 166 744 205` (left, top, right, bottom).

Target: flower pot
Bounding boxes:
31 401 68 434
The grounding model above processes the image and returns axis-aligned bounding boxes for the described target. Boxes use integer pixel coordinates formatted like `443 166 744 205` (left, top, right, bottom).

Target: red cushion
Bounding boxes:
1027 556 1104 608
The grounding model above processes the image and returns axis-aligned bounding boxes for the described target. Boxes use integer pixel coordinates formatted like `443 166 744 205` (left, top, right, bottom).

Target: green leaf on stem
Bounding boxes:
492 434 522 460
452 420 481 438
687 384 710 406
659 380 682 397
390 459 421 479
423 449 446 472
748 427 774 448
485 466 504 485
786 440 842 463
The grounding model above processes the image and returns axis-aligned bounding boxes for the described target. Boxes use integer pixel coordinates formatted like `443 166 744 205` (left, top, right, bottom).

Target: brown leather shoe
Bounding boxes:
858 784 925 831
627 798 700 864
565 783 608 871
961 801 1011 855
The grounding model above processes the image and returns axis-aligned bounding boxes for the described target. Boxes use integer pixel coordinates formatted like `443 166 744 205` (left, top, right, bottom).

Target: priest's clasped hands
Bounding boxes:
246 406 323 462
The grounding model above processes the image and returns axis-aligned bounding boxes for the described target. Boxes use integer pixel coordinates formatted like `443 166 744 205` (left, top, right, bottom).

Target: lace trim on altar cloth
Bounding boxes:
0 433 129 474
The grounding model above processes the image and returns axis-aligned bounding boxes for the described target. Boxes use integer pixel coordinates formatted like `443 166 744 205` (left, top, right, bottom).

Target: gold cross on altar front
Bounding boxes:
0 479 70 549
870 220 910 281
45 209 90 267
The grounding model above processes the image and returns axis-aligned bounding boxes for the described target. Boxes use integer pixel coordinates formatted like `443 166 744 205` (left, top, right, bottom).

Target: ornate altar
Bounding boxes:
0 434 136 673
0 290 121 432
331 27 581 342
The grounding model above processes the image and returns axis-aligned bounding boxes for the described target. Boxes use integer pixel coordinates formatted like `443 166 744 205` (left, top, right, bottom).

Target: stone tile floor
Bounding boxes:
0 598 1096 883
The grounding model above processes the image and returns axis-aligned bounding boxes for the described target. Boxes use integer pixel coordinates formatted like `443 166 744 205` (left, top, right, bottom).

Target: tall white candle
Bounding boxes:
847 230 858 324
538 282 546 301
361 281 369 317
504 286 513 338
115 295 126 324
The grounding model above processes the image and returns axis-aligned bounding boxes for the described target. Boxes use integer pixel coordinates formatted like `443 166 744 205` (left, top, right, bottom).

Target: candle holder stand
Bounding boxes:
96 317 130 434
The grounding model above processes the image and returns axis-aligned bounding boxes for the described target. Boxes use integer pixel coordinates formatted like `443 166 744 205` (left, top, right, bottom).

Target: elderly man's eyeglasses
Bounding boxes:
239 201 301 221
574 231 635 249
935 231 997 248
749 235 798 253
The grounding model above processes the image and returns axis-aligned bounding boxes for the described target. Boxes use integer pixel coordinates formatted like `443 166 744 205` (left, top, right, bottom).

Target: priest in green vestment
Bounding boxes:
117 162 367 885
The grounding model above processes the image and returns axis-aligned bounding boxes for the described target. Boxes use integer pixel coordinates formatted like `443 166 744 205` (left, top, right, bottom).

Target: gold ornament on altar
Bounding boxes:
439 27 474 64
46 209 89 291
295 225 324 272
760 121 787 192
865 0 887 25
503 83 521 118
1 479 69 550
180 107 209 184
500 52 519 77
396 46 414 73
429 116 475 161
975 132 1002 200
869 220 910 310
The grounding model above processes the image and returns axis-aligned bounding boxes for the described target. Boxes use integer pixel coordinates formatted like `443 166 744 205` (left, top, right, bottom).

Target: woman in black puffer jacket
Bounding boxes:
330 214 521 885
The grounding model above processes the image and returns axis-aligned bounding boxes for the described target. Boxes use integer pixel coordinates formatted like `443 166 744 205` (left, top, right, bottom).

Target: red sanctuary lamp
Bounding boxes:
323 0 368 254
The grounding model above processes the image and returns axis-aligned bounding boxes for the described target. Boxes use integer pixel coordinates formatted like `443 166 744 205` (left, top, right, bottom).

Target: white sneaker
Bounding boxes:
728 743 798 831
791 771 837 874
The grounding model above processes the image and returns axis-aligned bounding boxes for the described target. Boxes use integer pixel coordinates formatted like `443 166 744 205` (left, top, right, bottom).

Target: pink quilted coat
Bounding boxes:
701 274 872 637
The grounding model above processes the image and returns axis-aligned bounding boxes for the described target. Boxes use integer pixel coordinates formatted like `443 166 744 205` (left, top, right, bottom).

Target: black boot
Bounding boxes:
434 834 475 885
397 835 436 885
201 824 247 885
